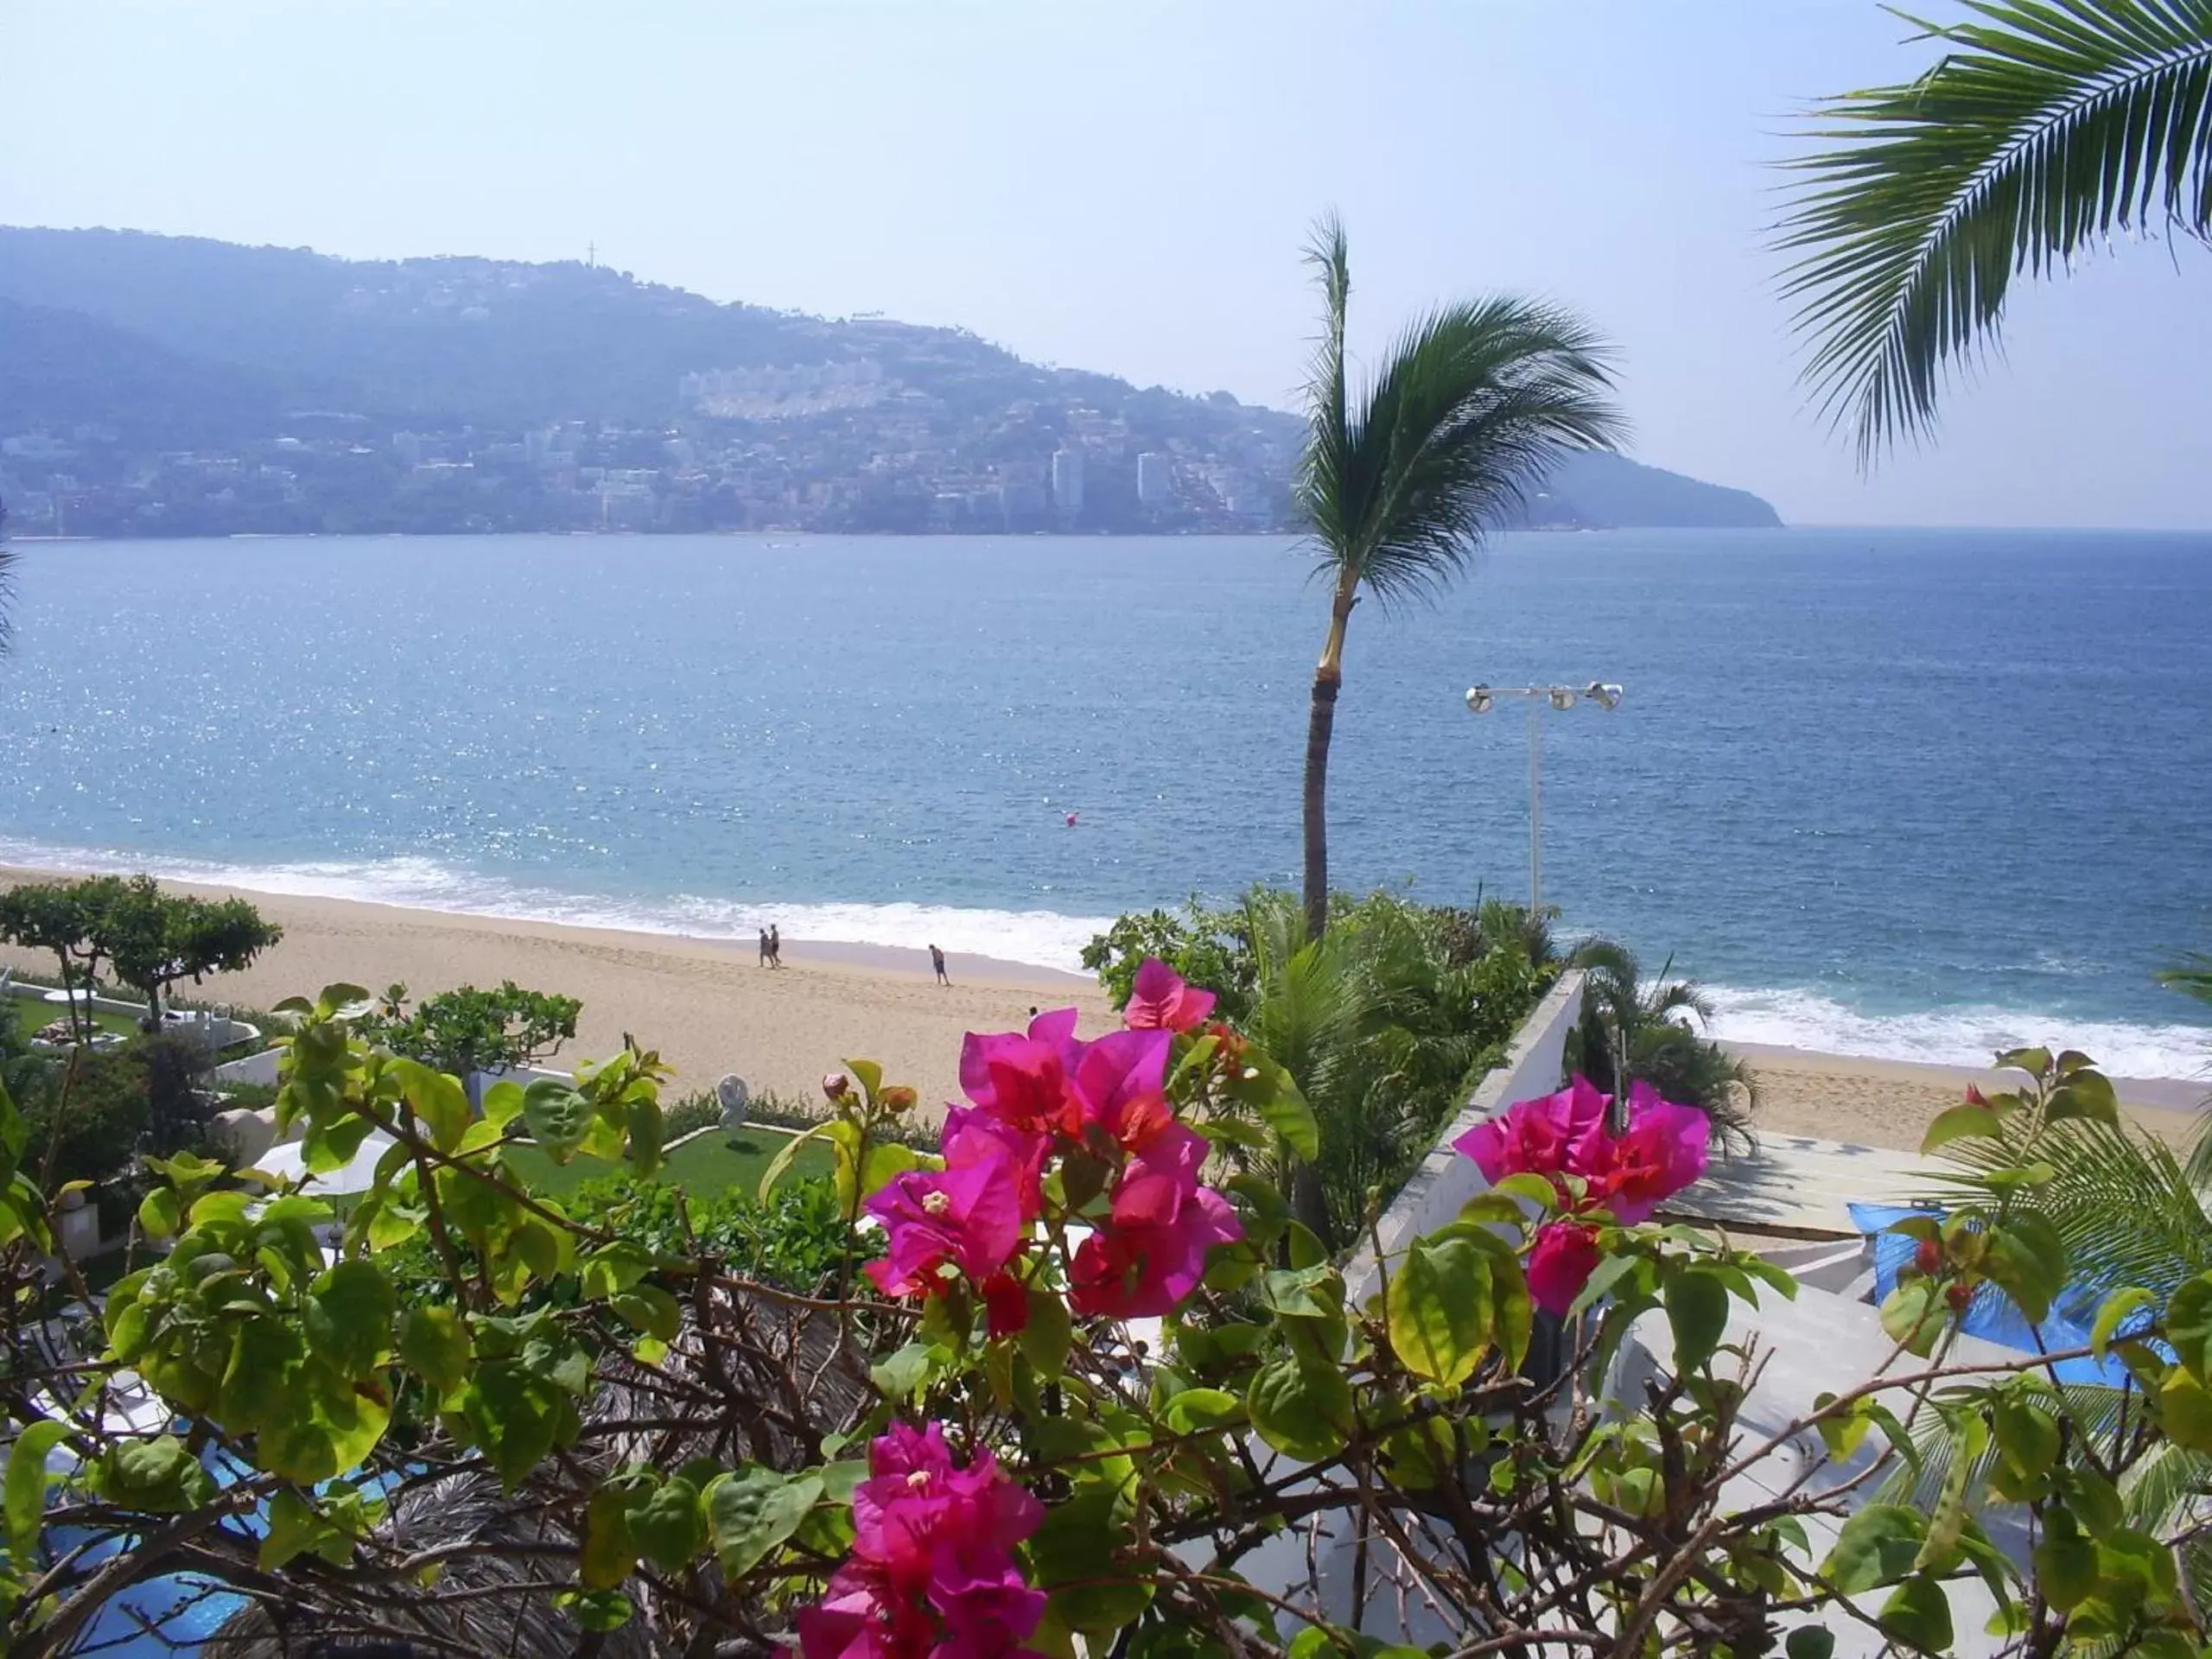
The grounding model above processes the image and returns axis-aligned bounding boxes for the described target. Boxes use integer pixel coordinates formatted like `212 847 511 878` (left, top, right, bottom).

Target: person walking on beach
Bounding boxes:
768 924 783 969
930 944 950 988
758 927 771 968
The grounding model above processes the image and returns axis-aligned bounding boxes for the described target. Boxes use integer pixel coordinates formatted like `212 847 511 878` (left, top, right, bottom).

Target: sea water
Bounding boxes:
2 529 2208 1075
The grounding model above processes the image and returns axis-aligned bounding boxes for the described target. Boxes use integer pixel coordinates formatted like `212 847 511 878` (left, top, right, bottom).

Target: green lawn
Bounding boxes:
501 1126 835 1201
11 998 138 1044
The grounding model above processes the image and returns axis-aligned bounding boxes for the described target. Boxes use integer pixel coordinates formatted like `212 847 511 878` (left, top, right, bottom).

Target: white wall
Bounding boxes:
1230 972 1586 1640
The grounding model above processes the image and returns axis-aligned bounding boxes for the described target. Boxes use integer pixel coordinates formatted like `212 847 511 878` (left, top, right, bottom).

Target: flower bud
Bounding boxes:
880 1084 918 1114
1945 1281 1974 1313
822 1071 850 1102
1914 1236 1942 1276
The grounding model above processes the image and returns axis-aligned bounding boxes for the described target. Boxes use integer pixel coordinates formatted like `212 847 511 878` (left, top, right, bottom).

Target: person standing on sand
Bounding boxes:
768 924 783 968
759 927 771 968
930 944 950 988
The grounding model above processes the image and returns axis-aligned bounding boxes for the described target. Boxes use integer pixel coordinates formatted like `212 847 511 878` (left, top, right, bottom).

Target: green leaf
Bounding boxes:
2165 1272 2212 1380
1245 1351 1352 1462
871 1342 938 1400
610 1284 681 1343
259 1489 324 1572
1161 1388 1244 1433
1028 1486 1153 1633
582 1482 639 1589
1567 1249 1641 1319
704 1466 822 1579
1783 1628 1834 1659
1664 1268 1729 1376
2090 1286 2155 1361
1020 1288 1073 1380
553 1589 634 1632
397 1305 472 1399
1982 1213 2068 1325
1878 1573 1954 1653
2034 1523 2098 1612
1386 1236 1492 1387
841 1058 884 1103
89 1434 216 1513
480 1077 526 1128
1879 1281 1943 1357
1822 1503 1928 1593
2159 1367 2212 1452
1996 1046 2052 1079
1920 1103 2004 1154
1491 1172 1560 1211
627 1474 706 1572
391 1057 473 1154
305 1259 396 1375
521 1079 591 1162
137 1185 182 1240
1254 1064 1319 1161
2046 1070 2119 1127
3 1418 69 1562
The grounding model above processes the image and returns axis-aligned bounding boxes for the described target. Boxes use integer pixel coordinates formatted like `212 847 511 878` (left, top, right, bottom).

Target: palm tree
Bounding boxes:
1779 1 2212 463
1567 941 1759 1154
1294 216 1623 940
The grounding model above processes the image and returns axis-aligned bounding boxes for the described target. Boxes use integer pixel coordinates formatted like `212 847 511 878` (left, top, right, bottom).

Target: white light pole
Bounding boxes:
1465 681 1623 912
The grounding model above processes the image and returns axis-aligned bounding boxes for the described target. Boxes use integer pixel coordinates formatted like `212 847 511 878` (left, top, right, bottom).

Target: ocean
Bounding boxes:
2 528 2209 1077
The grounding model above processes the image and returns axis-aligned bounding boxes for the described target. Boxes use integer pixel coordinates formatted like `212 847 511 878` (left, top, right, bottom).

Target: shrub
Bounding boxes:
364 979 581 1077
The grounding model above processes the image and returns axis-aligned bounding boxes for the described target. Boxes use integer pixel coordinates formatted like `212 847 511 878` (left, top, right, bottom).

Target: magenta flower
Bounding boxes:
1123 957 1218 1033
1573 1082 1709 1224
863 1146 1025 1300
1068 1154 1243 1320
799 1423 1045 1659
940 1106 1050 1224
1071 1026 1172 1133
1527 1221 1604 1316
1452 1076 1610 1192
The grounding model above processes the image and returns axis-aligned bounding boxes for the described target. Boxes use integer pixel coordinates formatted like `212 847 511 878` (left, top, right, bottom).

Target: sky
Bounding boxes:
4 0 2208 529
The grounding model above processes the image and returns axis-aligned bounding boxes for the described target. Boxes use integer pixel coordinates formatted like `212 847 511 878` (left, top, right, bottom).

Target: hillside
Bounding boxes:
0 226 1781 537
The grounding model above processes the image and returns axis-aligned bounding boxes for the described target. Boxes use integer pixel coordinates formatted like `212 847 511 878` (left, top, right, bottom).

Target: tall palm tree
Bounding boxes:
1294 216 1623 940
1779 0 2212 463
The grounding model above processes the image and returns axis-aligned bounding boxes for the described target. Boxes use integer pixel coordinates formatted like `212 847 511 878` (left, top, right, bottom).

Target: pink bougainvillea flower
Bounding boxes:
1070 1026 1172 1135
863 1147 1024 1300
940 1106 1050 1223
980 1271 1031 1339
1574 1082 1708 1224
1068 1178 1243 1319
1527 1221 1605 1317
800 1423 1045 1659
958 1035 1084 1139
1451 1075 1609 1191
1123 957 1218 1033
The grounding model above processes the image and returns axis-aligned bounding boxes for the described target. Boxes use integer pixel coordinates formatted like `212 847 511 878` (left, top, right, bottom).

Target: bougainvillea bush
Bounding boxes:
0 970 2205 1656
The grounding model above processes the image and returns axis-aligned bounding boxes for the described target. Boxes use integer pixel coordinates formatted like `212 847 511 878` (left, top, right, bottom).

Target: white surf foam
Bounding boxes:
0 837 1113 975
1704 983 2212 1083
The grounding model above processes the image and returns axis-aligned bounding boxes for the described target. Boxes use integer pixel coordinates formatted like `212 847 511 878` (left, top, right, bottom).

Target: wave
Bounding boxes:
1 836 2205 1075
1704 984 2212 1083
0 837 1114 976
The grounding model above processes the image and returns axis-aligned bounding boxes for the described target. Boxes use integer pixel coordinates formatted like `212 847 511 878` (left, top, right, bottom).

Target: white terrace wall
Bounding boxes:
1232 970 1586 1640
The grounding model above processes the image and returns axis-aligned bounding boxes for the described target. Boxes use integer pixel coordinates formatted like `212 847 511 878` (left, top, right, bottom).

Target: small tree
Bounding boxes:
99 876 282 1031
0 875 129 1040
368 979 582 1084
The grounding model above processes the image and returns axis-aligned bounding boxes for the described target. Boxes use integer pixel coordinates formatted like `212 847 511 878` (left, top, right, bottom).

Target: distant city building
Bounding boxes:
524 428 563 471
1051 447 1084 517
1136 452 1172 505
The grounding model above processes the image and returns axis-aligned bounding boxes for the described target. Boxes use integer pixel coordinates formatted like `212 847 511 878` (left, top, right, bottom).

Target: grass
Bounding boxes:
500 1125 836 1201
11 999 137 1044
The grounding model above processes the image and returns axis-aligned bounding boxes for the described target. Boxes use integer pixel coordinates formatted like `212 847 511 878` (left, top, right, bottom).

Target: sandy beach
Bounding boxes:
0 867 1111 1115
0 866 2201 1151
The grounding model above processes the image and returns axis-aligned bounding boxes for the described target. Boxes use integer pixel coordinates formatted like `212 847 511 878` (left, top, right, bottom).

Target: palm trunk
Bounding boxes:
1301 586 1356 942
1300 670 1339 942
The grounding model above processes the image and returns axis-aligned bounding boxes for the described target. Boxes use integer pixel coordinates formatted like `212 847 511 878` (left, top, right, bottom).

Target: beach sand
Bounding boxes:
1727 1041 2207 1151
0 866 1112 1115
1 866 2202 1151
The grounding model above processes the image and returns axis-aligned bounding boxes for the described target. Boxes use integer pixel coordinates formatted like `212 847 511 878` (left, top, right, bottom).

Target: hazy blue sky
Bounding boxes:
6 1 2208 528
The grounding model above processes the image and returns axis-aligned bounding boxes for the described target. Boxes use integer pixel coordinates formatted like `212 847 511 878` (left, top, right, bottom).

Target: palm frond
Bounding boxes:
1298 278 1623 610
1778 0 2212 464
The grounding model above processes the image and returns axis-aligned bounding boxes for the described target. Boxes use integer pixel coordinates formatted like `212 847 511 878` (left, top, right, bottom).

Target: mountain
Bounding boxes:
0 226 1782 537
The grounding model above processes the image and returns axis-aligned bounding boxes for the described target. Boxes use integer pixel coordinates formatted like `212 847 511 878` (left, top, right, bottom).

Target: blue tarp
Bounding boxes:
1847 1201 2136 1389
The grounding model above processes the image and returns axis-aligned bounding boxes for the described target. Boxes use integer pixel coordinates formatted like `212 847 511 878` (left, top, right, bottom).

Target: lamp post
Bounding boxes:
1465 681 1623 912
